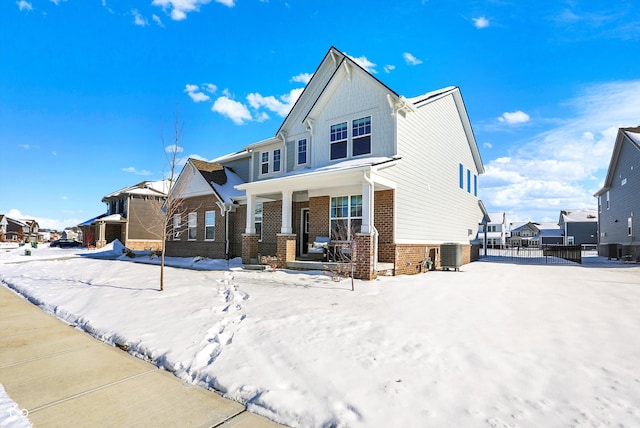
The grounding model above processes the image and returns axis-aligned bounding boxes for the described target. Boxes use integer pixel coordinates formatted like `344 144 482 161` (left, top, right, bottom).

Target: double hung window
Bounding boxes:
273 149 281 172
297 139 307 165
352 116 371 156
261 152 269 174
330 122 348 160
205 211 215 240
330 195 362 240
173 214 181 239
188 212 197 240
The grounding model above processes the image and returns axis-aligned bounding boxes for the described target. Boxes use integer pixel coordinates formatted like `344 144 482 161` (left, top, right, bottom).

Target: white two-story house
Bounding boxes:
167 47 485 279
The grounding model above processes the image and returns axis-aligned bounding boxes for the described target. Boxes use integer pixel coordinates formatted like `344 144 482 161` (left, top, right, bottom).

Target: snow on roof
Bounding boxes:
102 180 170 200
624 128 640 146
534 222 561 230
190 159 246 204
407 86 456 106
210 150 250 164
488 212 504 224
561 209 598 223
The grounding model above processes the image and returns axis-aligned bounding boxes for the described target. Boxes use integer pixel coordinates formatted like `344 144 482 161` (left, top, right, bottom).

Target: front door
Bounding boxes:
301 208 309 255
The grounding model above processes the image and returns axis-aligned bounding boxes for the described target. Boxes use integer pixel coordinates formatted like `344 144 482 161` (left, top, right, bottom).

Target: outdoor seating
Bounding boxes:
307 236 329 261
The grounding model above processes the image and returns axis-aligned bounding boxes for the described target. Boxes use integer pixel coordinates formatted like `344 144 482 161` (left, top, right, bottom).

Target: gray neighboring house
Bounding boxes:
594 126 640 261
509 221 562 247
558 209 598 246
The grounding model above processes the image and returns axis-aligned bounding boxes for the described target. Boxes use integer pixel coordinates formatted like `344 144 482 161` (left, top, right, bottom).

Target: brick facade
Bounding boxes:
308 196 330 241
276 234 297 268
374 190 395 263
355 233 376 280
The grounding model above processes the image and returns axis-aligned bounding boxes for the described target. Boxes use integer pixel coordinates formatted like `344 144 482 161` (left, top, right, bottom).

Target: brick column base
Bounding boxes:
241 233 259 264
276 234 297 268
355 233 376 280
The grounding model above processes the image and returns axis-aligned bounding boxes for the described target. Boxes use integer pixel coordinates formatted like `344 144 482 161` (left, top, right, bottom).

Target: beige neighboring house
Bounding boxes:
80 180 170 250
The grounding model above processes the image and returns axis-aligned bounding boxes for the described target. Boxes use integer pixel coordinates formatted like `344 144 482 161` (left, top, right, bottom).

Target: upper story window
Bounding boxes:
188 212 197 240
273 149 281 172
352 116 371 156
261 152 269 174
606 191 610 209
459 164 464 189
629 217 633 236
297 139 307 165
330 122 348 160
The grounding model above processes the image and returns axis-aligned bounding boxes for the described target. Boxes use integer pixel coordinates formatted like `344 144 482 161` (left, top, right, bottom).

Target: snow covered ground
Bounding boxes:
1 243 639 427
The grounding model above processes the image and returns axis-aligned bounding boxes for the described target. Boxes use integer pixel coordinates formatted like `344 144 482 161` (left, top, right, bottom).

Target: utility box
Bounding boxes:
440 243 462 271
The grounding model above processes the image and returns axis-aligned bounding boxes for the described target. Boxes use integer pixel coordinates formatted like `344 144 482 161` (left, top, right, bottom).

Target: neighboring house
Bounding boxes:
0 214 7 241
80 180 170 250
477 212 506 248
509 222 562 247
22 219 40 242
1 216 28 242
558 209 598 246
594 126 640 260
167 46 485 279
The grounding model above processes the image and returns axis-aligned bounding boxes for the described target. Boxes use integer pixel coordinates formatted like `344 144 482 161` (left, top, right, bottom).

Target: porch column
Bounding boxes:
96 221 106 249
361 180 374 234
245 193 256 234
281 190 293 234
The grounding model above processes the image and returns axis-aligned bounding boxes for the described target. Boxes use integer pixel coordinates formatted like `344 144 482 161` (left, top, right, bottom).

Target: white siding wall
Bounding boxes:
308 70 395 167
379 93 482 244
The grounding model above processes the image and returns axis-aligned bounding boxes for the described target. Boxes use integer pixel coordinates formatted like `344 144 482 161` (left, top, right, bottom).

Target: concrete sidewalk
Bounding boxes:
0 286 285 427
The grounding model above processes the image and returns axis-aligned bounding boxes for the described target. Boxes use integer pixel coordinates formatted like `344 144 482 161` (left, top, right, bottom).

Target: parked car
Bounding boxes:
50 238 83 248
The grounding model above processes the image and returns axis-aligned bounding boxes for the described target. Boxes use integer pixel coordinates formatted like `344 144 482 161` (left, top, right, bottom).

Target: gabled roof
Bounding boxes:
177 158 246 205
102 180 170 201
594 126 640 197
559 209 598 223
487 212 505 224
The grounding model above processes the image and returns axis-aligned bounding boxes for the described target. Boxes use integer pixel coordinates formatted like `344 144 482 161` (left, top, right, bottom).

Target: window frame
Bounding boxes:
261 152 269 175
459 164 464 189
330 195 363 241
205 210 215 241
187 212 197 241
330 122 348 160
273 149 281 172
629 217 633 237
173 214 181 240
255 202 263 242
297 138 307 165
352 116 371 157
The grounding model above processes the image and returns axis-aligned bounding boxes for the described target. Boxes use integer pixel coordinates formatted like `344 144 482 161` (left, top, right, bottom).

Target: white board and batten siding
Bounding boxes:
308 68 396 167
379 91 482 244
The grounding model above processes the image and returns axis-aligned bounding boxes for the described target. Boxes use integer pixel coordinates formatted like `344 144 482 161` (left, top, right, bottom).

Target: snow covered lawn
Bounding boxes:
1 244 639 427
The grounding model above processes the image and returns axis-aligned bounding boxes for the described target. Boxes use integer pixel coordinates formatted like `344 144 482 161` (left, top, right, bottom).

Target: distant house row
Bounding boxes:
0 215 43 242
477 209 598 248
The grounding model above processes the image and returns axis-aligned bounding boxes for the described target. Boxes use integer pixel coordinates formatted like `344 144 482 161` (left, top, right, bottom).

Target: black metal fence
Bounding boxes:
479 245 585 265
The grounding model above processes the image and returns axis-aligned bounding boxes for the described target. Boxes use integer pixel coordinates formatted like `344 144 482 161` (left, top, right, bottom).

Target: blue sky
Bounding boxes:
2 0 640 230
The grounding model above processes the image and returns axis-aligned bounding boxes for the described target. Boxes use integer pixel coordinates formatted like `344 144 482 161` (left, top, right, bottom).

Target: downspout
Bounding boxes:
363 170 378 272
217 201 234 259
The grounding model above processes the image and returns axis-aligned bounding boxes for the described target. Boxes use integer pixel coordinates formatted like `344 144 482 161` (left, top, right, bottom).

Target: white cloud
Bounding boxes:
247 88 303 117
184 83 210 102
212 96 252 125
291 73 312 84
347 54 377 73
403 52 423 66
383 64 396 74
152 0 233 21
498 110 530 124
165 144 184 154
132 9 148 27
7 208 81 231
17 1 32 12
50 0 67 5
481 80 640 221
18 144 39 150
473 16 490 29
483 142 493 149
152 14 164 27
122 166 153 176
203 83 217 93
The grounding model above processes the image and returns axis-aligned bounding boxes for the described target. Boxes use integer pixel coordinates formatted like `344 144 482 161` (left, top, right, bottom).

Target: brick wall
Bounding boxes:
258 201 281 256
374 189 395 263
230 205 246 259
309 196 330 241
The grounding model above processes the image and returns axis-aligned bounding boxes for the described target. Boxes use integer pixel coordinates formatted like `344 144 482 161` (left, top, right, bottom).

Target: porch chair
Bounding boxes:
307 236 330 261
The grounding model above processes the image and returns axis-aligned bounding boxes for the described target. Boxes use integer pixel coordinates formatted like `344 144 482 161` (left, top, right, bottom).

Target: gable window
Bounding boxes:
255 203 263 241
173 214 181 240
188 212 197 240
352 116 371 156
629 217 633 236
273 149 281 172
261 152 269 174
330 122 348 160
330 195 362 240
205 211 215 240
297 139 307 165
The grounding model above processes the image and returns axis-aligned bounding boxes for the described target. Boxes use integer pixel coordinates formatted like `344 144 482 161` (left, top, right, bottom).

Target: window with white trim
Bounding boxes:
273 149 281 172
255 203 263 241
297 139 307 165
188 212 197 240
330 195 362 240
173 214 181 239
629 217 633 236
330 122 348 160
205 211 215 241
352 116 371 156
261 152 269 174
606 191 610 209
